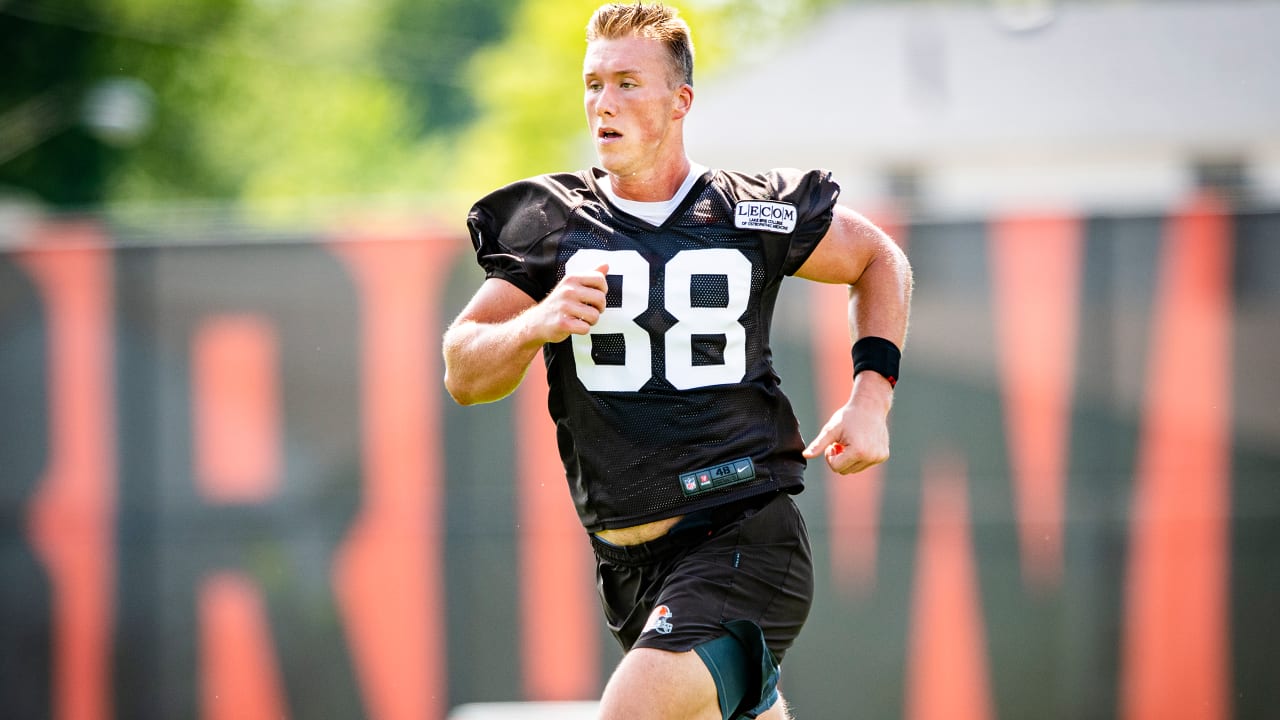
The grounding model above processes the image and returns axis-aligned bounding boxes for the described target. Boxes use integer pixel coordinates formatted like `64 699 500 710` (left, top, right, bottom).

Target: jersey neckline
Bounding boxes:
585 165 714 231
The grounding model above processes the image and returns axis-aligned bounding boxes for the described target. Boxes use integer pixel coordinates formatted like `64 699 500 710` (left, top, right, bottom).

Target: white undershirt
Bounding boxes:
599 163 708 226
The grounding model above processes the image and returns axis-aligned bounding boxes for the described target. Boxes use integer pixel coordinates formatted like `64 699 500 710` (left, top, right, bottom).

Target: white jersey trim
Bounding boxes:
599 163 708 226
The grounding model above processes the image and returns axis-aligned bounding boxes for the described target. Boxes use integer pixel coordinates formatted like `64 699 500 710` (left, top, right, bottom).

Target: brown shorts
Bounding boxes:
591 490 814 662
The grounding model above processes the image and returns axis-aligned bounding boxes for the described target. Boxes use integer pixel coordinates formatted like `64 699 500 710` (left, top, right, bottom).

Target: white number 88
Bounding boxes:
564 248 751 392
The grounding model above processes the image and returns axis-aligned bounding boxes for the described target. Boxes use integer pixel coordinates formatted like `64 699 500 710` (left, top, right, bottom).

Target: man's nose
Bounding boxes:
595 86 617 117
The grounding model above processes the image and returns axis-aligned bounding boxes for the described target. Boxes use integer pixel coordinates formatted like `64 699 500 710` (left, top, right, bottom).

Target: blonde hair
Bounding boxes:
586 3 694 87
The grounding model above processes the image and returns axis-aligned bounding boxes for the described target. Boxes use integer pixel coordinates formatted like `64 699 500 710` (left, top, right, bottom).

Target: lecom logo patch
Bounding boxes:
734 201 797 234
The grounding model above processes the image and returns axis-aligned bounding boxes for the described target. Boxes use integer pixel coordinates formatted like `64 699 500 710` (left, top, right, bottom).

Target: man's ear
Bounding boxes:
672 84 694 120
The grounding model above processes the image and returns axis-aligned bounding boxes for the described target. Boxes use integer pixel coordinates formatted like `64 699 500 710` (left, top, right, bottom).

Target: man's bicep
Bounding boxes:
454 277 539 326
793 205 886 285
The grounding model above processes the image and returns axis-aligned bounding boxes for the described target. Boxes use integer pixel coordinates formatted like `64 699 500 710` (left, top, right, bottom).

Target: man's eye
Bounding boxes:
620 81 637 89
587 83 602 92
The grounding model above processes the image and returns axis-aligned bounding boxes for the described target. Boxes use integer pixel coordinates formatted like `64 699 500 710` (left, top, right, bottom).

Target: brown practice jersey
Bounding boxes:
467 167 839 531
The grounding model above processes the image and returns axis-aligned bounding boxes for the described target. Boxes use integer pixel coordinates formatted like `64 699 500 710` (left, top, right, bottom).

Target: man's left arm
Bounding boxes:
794 204 913 474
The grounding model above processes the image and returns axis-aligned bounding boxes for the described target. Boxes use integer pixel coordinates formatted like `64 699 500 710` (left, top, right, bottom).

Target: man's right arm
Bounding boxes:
443 266 609 405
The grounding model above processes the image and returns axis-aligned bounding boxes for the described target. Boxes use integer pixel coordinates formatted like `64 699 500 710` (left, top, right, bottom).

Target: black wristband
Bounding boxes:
852 336 900 388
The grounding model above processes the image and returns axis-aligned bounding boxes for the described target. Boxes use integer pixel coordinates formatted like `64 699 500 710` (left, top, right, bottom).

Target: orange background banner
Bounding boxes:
1 199 1277 719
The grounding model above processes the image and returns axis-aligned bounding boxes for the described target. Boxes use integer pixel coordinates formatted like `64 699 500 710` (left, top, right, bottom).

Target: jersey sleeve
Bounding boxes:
764 168 841 276
466 175 580 300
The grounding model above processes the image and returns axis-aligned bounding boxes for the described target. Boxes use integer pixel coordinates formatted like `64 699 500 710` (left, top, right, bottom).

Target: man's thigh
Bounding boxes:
597 646 793 720
598 647 721 720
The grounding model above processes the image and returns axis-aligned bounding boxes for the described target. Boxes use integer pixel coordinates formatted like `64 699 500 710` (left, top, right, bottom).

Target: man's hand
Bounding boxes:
531 264 610 344
802 372 894 474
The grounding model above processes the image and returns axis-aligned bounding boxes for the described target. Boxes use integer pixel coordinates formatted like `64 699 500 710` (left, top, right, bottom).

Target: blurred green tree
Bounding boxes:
0 0 837 211
0 0 229 206
0 0 518 210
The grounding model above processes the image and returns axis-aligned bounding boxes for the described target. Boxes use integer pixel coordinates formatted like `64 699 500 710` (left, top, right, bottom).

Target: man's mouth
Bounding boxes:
598 127 623 140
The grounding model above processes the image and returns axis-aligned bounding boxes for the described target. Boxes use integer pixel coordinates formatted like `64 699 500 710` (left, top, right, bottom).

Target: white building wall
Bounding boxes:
684 0 1280 217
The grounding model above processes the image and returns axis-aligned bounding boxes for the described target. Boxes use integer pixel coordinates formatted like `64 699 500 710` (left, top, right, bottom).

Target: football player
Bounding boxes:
443 4 912 718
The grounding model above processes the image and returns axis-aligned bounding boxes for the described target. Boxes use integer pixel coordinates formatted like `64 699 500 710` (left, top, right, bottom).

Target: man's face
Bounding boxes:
583 35 689 178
